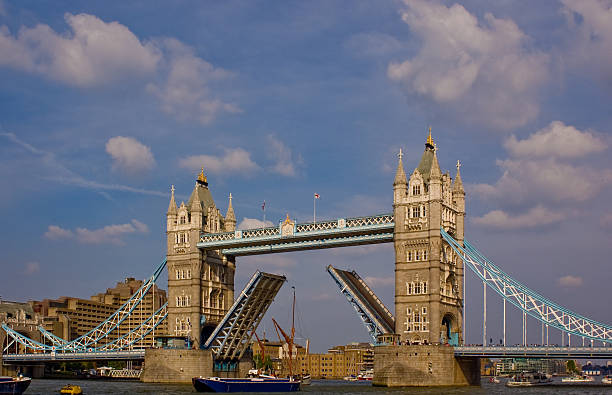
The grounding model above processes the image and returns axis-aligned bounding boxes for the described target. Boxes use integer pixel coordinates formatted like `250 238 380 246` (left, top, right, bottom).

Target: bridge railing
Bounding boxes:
199 214 394 244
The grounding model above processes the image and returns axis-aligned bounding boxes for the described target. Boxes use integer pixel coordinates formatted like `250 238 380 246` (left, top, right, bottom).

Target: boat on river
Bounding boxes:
506 372 552 387
0 376 31 395
60 384 83 394
561 374 595 383
192 376 300 392
602 375 612 385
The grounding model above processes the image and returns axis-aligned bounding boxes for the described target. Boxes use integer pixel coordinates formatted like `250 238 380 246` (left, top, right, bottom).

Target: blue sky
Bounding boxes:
1 0 611 352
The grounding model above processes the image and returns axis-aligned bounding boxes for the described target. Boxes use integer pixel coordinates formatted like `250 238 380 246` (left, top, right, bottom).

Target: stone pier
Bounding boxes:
373 345 480 387
141 348 252 384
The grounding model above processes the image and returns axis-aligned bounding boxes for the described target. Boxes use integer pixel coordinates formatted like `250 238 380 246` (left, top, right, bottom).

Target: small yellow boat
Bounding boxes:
60 384 83 394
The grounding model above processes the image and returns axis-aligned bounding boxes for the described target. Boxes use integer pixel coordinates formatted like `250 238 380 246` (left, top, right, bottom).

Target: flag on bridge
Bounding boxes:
314 193 320 199
262 200 266 210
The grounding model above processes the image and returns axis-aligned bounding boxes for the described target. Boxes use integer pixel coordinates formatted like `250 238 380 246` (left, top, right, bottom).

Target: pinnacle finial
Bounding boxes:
229 192 233 202
398 148 403 161
456 160 461 171
196 167 208 186
171 184 175 194
426 126 434 149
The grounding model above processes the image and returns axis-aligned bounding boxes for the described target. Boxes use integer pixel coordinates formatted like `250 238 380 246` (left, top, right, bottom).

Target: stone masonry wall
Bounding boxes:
142 349 214 383
141 348 253 384
373 345 480 387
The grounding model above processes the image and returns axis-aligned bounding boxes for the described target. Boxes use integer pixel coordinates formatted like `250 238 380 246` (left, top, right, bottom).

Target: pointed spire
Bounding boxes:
225 193 236 221
167 185 177 214
394 149 407 186
430 147 441 180
453 160 464 192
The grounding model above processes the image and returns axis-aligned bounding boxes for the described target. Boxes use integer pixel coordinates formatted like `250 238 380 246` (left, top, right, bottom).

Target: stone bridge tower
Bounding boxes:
393 131 465 345
166 169 236 348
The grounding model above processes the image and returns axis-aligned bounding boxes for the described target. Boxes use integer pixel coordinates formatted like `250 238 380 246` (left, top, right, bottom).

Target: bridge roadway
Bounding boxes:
5 345 612 363
2 350 145 362
454 346 612 359
198 214 394 255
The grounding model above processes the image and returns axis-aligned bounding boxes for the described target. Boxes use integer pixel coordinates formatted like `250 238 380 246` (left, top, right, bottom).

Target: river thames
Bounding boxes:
24 378 611 394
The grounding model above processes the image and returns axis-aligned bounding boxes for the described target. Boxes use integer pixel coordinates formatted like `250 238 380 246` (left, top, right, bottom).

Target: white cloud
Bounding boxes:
504 121 607 159
1 132 166 197
388 0 549 130
0 13 160 86
558 275 583 288
363 276 395 287
472 158 612 206
44 225 74 240
179 148 259 176
106 136 155 173
267 135 301 177
147 38 241 125
23 262 40 275
561 0 612 82
345 32 404 57
601 213 612 231
44 219 148 245
472 205 566 230
238 218 274 230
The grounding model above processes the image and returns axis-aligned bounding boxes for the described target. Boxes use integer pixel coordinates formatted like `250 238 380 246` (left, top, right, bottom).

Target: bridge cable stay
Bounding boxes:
38 326 69 347
1 258 167 354
440 228 612 345
327 265 395 344
97 302 168 352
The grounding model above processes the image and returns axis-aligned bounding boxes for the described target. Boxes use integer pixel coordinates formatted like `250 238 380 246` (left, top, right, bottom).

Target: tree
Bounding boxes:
566 360 578 374
254 354 273 372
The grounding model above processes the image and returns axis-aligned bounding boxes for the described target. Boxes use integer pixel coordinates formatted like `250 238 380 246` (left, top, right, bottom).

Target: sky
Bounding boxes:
0 0 611 353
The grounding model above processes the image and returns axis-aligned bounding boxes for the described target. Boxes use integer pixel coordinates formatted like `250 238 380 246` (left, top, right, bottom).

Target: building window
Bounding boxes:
175 270 179 280
179 233 186 243
412 184 421 195
422 205 427 217
422 282 427 294
415 251 420 260
422 250 427 261
415 282 422 294
407 282 414 295
422 306 427 315
187 269 191 279
412 206 421 218
180 216 186 224
407 251 412 262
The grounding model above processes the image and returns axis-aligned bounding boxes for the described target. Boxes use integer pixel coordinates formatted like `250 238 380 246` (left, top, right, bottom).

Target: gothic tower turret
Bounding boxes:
393 129 465 346
166 168 236 347
225 193 236 232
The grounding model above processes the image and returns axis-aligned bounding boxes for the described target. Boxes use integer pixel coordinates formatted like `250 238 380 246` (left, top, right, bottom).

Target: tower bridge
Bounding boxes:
3 132 611 385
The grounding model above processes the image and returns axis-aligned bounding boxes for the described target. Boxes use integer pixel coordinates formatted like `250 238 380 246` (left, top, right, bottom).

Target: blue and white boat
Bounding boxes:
192 376 300 392
0 376 31 395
